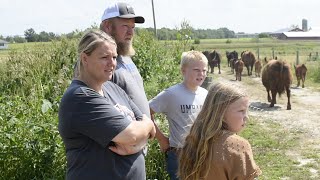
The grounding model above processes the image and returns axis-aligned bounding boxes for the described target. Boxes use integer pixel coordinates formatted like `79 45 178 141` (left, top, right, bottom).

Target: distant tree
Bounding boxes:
216 28 225 38
64 29 83 39
219 27 236 38
5 36 14 43
140 26 239 40
39 31 50 42
24 28 38 42
13 35 27 43
258 33 269 38
48 32 57 40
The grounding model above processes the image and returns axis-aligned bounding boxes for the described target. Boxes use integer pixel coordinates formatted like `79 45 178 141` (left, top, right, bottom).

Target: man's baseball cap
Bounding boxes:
101 2 145 23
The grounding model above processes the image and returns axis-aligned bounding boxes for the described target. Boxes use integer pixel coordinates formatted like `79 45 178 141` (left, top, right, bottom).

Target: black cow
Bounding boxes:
226 50 238 67
202 50 221 74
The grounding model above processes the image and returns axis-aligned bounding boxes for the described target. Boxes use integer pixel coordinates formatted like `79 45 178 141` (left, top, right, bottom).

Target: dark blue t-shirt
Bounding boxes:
58 80 145 180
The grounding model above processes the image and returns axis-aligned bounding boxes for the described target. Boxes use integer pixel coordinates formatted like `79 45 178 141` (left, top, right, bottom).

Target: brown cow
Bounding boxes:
230 58 237 74
262 59 293 110
241 51 256 76
254 59 262 77
234 59 244 81
294 64 307 88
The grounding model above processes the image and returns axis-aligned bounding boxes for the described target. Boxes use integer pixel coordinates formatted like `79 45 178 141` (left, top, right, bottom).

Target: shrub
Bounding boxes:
194 38 200 44
0 38 77 179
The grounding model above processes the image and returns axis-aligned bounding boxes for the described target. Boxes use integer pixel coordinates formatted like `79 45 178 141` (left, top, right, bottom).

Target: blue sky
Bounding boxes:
1 0 319 36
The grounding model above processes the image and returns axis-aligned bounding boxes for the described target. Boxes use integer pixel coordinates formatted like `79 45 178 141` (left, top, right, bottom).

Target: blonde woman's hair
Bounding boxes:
73 29 116 78
180 51 208 69
178 82 247 180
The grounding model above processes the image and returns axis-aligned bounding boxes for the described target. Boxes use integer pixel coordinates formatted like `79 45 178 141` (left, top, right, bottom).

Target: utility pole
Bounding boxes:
151 0 157 38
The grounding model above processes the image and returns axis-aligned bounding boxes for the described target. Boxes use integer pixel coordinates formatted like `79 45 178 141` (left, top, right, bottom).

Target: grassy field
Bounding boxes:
195 38 320 65
0 42 52 61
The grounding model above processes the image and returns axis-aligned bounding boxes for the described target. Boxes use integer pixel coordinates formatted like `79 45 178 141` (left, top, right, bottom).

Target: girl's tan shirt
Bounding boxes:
206 131 261 180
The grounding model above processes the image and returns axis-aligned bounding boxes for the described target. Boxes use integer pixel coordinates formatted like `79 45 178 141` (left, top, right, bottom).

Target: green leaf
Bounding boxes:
41 99 52 113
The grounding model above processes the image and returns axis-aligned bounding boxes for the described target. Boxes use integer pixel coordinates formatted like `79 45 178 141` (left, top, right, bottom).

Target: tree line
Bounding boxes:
137 27 236 40
1 26 238 43
0 28 86 43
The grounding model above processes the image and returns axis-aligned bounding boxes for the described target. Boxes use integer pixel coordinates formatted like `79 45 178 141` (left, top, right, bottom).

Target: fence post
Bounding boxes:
296 51 299 65
316 52 319 60
309 52 312 61
272 48 275 59
257 48 260 60
201 76 213 90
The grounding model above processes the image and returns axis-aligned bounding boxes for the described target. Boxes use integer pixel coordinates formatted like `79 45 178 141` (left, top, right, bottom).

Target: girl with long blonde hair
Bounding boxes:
179 82 261 180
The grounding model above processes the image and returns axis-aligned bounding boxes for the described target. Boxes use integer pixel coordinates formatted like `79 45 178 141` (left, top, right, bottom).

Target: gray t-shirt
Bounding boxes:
149 83 208 148
58 80 145 180
111 55 150 118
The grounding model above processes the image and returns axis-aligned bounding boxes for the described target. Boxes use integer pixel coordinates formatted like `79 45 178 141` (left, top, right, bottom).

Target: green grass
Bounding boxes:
0 42 52 60
241 117 319 179
197 38 320 63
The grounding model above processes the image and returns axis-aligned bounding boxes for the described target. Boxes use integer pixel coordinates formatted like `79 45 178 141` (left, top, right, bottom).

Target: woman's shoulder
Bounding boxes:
103 81 125 93
64 80 91 96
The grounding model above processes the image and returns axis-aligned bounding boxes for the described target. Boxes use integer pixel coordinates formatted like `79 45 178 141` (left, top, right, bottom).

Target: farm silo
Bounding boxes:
302 19 308 32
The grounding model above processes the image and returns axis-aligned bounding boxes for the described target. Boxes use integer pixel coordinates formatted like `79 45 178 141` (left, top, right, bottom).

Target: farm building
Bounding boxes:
270 27 320 40
0 39 9 49
269 27 303 39
277 32 320 40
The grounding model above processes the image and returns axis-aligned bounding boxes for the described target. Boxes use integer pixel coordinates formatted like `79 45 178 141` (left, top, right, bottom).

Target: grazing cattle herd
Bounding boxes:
201 50 309 110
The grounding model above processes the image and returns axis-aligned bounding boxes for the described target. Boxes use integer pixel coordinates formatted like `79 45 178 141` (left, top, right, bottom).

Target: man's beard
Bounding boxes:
117 40 135 57
110 30 135 56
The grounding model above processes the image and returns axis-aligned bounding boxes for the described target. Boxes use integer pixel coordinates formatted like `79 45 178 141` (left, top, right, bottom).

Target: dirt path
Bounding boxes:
209 70 320 172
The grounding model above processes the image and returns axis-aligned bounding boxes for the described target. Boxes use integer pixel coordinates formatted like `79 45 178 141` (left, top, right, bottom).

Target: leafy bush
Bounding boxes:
194 38 200 44
0 38 77 179
133 29 185 98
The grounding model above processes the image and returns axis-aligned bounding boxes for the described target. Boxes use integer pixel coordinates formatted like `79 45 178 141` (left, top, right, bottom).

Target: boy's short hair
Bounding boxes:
180 51 208 69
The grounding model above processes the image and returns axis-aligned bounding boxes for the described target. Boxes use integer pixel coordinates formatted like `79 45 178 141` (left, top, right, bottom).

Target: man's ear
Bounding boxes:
102 20 112 34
